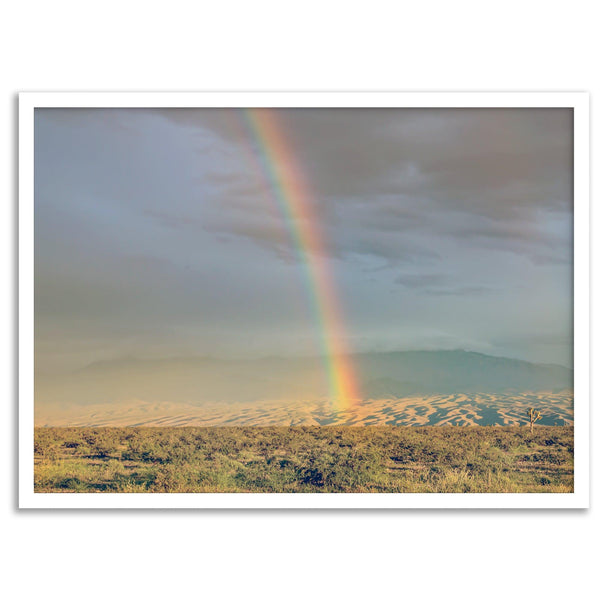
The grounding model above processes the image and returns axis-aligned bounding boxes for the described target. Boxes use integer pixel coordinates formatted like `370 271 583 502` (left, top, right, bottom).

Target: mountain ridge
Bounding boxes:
33 349 573 409
76 349 573 375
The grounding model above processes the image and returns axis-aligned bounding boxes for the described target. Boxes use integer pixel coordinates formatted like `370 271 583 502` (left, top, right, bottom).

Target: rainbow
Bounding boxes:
238 108 360 411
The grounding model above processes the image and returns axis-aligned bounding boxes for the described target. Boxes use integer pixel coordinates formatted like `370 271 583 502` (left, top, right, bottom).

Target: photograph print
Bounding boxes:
21 93 588 507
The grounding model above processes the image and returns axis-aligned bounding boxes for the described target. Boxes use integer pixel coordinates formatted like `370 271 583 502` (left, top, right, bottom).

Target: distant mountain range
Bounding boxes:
36 350 573 407
356 350 572 396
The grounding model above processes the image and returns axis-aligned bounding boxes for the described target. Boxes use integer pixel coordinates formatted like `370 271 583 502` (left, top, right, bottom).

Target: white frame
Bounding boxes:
19 92 590 509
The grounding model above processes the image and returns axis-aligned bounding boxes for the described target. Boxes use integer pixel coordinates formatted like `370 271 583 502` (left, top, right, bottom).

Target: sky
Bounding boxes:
34 107 574 374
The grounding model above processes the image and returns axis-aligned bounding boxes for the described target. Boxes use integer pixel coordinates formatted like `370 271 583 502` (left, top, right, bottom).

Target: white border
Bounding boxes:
19 92 590 509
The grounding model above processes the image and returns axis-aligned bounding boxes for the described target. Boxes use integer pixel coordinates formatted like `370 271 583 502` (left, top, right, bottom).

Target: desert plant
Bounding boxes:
33 425 574 493
527 408 543 433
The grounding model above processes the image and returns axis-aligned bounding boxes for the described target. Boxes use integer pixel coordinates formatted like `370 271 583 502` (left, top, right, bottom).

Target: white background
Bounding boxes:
2 1 597 598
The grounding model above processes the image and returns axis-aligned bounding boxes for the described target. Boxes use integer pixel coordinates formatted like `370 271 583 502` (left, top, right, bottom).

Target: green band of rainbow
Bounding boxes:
240 108 360 411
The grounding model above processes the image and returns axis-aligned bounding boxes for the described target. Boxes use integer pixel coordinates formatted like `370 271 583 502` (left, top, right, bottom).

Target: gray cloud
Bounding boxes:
426 285 492 297
394 273 492 297
34 107 574 371
395 273 445 288
152 107 572 268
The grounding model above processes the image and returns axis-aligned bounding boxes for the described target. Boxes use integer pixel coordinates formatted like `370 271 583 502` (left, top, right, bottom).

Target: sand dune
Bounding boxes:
35 390 573 427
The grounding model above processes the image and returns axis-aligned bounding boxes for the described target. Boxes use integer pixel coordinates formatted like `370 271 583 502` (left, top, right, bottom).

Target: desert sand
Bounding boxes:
35 390 573 428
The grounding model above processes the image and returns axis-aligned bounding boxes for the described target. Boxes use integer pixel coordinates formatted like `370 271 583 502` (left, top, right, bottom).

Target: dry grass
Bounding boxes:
34 425 574 493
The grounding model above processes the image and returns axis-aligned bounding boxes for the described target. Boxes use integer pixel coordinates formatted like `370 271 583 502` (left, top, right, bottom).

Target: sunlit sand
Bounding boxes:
35 390 573 428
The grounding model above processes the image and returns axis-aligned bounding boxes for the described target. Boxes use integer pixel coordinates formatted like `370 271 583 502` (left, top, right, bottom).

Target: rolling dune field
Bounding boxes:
35 390 573 428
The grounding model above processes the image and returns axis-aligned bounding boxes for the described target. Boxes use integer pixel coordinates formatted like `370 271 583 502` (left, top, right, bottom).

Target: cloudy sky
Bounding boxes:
34 107 573 374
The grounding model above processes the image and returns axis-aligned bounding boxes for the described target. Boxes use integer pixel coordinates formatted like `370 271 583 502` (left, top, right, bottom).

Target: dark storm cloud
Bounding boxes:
154 107 573 267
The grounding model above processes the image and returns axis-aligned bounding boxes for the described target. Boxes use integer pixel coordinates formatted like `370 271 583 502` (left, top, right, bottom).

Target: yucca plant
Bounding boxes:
527 408 543 433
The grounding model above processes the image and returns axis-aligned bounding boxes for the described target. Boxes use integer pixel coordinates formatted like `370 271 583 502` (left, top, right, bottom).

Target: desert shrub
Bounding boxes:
93 440 118 458
147 466 183 492
57 477 88 491
300 466 326 487
33 425 574 493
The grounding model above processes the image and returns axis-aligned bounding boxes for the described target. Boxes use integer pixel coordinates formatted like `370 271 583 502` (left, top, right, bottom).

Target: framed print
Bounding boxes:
19 92 589 508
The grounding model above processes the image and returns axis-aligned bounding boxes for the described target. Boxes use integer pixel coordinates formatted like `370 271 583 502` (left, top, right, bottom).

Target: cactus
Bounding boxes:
527 407 543 433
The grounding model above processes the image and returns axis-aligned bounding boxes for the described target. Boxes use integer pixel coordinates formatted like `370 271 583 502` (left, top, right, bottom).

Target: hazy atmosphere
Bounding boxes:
35 107 573 378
